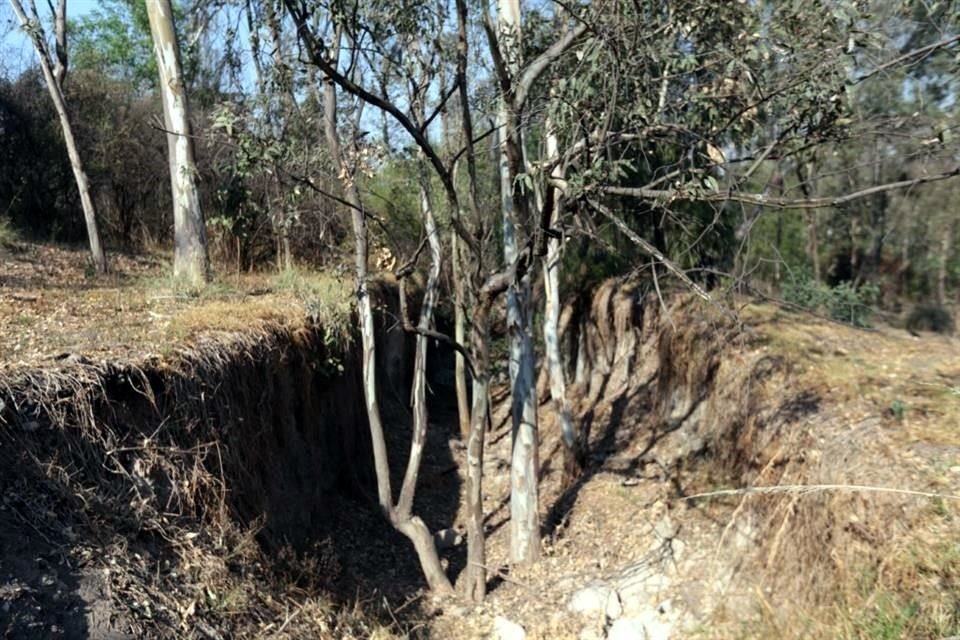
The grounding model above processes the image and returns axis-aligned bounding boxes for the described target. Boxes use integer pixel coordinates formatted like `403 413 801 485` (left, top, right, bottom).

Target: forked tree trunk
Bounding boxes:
8 0 107 274
321 30 452 596
464 291 493 602
497 0 540 567
146 0 210 287
394 158 452 593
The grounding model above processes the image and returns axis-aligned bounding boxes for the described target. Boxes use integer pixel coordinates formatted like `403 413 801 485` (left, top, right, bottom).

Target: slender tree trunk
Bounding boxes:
938 219 953 306
146 0 210 287
541 126 581 486
464 291 493 602
9 0 107 274
497 0 540 567
442 98 472 440
453 0 492 598
322 39 391 513
393 158 453 594
807 211 820 281
453 233 472 438
320 29 452 596
850 212 860 283
797 161 820 281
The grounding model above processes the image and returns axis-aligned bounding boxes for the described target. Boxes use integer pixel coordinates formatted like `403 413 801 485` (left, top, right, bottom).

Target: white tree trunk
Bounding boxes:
497 0 540 566
541 126 580 481
146 0 209 287
938 218 953 306
320 30 452 595
9 0 107 274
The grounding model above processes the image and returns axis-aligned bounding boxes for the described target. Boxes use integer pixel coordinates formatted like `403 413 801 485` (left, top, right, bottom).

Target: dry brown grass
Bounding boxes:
710 302 960 639
0 246 354 364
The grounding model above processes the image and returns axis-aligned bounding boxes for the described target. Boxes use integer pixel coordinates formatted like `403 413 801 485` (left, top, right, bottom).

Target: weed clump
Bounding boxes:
782 274 879 327
905 304 955 336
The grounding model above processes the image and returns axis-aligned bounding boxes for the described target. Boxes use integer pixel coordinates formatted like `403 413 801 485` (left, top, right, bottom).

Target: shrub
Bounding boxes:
783 275 879 328
905 304 955 335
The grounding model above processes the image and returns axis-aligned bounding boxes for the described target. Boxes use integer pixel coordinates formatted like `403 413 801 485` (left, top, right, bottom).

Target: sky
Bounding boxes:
1 0 100 76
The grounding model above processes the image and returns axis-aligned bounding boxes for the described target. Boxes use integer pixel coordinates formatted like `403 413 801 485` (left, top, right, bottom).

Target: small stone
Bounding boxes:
493 615 526 640
569 583 622 620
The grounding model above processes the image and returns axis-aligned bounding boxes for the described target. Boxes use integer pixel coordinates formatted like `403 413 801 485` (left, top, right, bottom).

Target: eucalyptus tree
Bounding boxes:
146 0 210 286
279 0 960 604
276 0 460 595
491 0 541 566
8 0 107 273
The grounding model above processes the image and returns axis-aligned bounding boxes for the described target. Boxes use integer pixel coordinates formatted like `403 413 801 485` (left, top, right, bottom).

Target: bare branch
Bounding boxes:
513 22 587 111
598 166 960 210
852 34 960 85
585 199 711 301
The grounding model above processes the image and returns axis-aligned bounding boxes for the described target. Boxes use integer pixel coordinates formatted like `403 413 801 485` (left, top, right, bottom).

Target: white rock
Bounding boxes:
607 618 646 640
608 612 673 640
568 583 623 620
493 615 526 640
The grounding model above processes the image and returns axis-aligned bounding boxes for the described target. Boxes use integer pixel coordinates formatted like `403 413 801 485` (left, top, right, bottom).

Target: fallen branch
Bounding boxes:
683 484 960 502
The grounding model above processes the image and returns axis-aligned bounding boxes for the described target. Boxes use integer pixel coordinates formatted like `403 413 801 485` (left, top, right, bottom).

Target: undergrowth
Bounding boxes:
0 216 17 248
782 274 880 327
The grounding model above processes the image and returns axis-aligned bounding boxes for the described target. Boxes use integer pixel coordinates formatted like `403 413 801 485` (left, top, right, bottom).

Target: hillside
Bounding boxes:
2 245 960 639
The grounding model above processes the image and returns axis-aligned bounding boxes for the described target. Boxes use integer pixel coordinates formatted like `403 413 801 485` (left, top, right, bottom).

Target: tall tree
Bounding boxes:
146 0 209 286
493 0 540 566
8 0 107 273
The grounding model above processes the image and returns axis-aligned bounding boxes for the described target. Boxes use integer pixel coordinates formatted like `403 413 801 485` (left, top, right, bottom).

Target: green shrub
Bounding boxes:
783 275 879 328
0 217 18 248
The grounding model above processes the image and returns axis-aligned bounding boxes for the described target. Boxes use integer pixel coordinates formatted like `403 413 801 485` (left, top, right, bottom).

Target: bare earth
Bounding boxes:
3 244 960 639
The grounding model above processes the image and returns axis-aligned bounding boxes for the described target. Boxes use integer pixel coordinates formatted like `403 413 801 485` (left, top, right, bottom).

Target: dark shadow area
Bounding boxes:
0 304 461 639
0 497 92 639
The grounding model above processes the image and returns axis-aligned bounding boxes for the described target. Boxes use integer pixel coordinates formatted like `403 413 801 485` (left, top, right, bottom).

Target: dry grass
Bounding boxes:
0 246 355 364
715 302 960 639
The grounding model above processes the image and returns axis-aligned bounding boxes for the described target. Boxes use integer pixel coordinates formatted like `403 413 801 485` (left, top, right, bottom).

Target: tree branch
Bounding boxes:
597 166 960 210
283 0 481 255
852 34 960 85
585 199 711 301
513 21 587 111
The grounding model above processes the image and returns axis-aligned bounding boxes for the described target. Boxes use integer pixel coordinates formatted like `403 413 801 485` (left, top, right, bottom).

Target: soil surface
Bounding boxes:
3 245 960 639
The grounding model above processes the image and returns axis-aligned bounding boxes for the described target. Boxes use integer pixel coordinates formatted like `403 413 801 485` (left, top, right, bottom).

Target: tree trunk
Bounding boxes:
321 29 452 596
497 0 540 568
9 0 107 274
938 219 953 306
453 233 472 438
146 0 209 287
797 161 820 281
464 295 492 602
541 127 581 486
